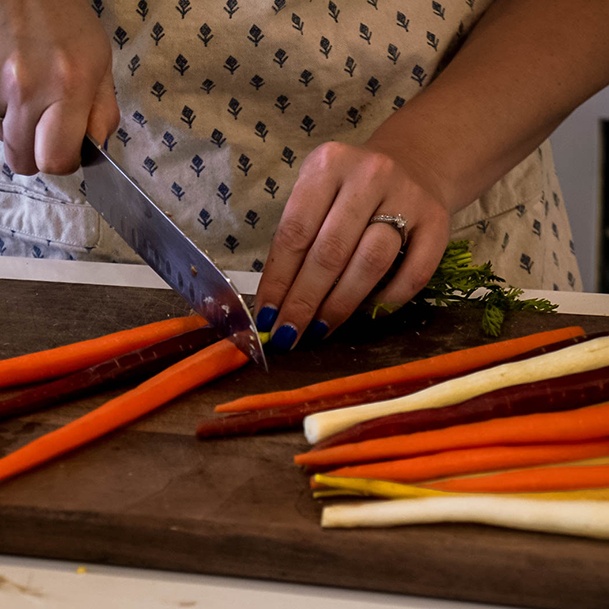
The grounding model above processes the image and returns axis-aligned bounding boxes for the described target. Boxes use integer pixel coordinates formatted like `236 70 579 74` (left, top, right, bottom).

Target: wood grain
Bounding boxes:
0 279 608 609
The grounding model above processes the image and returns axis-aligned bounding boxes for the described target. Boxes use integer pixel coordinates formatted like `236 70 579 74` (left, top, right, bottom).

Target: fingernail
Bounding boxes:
303 319 329 343
256 306 278 332
271 324 298 351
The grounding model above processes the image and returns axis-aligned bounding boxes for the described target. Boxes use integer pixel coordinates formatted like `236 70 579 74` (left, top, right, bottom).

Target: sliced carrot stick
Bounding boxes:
0 325 221 421
0 338 249 483
313 440 609 483
215 326 584 413
304 334 609 444
295 401 609 470
0 314 208 389
425 463 609 494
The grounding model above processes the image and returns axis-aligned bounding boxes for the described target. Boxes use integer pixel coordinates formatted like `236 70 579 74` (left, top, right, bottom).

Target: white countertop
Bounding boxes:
0 257 606 609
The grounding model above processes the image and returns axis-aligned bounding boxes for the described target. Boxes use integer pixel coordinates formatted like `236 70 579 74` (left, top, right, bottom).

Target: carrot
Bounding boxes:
312 363 609 450
425 463 609 494
197 333 609 436
303 334 609 444
215 326 584 413
320 495 609 539
295 401 609 470
0 325 221 421
0 338 249 483
0 314 208 389
197 333 609 440
312 473 609 501
313 440 609 483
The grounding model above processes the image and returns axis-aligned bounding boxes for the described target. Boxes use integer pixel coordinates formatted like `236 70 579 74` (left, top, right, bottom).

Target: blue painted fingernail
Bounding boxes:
304 319 329 343
256 306 278 332
271 324 298 351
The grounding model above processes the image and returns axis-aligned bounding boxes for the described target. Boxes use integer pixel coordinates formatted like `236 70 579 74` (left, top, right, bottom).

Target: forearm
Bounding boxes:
366 0 609 213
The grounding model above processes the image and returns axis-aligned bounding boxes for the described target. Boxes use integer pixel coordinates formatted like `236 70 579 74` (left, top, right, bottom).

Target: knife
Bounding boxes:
81 135 267 368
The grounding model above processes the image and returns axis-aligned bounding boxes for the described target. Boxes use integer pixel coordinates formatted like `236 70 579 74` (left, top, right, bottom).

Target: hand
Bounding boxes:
254 140 451 351
0 0 119 175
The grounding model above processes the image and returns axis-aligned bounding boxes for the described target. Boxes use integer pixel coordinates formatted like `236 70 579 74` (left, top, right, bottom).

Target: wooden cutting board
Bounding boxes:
0 278 608 609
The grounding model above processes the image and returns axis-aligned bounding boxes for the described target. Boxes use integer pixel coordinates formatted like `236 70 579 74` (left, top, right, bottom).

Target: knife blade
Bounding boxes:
81 136 266 368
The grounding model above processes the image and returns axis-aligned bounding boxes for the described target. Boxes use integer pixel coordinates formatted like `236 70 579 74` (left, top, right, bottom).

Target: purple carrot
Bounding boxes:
0 325 221 421
311 363 609 452
197 332 606 439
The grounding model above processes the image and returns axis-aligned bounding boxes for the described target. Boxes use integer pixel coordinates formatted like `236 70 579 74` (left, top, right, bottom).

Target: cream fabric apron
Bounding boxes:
0 0 582 291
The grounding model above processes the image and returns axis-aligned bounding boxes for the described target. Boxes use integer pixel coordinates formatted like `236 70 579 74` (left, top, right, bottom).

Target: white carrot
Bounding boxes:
304 335 609 444
321 496 609 540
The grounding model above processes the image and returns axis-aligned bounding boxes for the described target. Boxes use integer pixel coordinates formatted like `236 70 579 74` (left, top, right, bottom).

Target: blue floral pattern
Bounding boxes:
0 0 582 291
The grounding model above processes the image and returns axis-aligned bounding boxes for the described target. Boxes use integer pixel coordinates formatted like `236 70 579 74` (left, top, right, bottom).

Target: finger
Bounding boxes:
34 95 92 175
265 183 377 349
0 60 39 173
33 62 117 175
374 218 450 306
254 155 341 329
1 104 40 175
86 64 120 144
313 219 404 332
0 103 5 141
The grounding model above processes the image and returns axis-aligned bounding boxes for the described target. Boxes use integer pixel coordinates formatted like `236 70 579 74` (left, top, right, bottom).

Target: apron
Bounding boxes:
0 0 582 291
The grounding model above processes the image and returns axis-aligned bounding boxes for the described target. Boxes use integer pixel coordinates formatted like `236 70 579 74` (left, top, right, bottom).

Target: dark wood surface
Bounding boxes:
0 278 609 609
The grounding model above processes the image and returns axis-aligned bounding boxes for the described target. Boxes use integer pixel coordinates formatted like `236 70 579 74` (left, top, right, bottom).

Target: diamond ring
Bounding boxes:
368 213 409 249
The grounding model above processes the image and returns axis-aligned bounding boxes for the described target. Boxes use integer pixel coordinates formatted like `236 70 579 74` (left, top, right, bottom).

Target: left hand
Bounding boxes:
254 140 451 351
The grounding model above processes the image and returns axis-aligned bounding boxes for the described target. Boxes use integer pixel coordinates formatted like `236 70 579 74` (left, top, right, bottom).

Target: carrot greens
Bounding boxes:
404 240 558 337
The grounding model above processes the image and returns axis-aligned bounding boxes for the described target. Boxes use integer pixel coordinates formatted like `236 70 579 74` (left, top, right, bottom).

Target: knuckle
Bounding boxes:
322 297 354 325
284 293 318 321
5 155 36 176
273 217 314 254
48 54 84 96
310 234 351 273
4 54 34 102
300 140 347 175
407 266 434 296
38 154 80 176
5 51 81 103
356 239 394 274
2 142 36 176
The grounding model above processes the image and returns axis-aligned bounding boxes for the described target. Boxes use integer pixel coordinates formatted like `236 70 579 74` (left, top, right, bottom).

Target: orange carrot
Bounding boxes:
0 314 208 389
425 463 609 494
294 401 609 470
215 326 584 413
0 338 249 483
314 440 609 485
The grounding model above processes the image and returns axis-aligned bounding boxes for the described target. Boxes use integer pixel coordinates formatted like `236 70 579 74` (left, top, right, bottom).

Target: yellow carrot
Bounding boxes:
313 473 609 501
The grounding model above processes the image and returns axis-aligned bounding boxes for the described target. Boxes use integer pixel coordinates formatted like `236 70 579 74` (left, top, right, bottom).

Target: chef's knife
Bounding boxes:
81 136 266 368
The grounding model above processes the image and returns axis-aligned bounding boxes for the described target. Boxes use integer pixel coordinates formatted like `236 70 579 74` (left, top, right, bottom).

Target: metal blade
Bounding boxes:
81 136 266 368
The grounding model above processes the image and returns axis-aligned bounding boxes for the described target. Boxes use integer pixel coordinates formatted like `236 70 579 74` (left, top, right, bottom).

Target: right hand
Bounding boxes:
0 0 119 175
